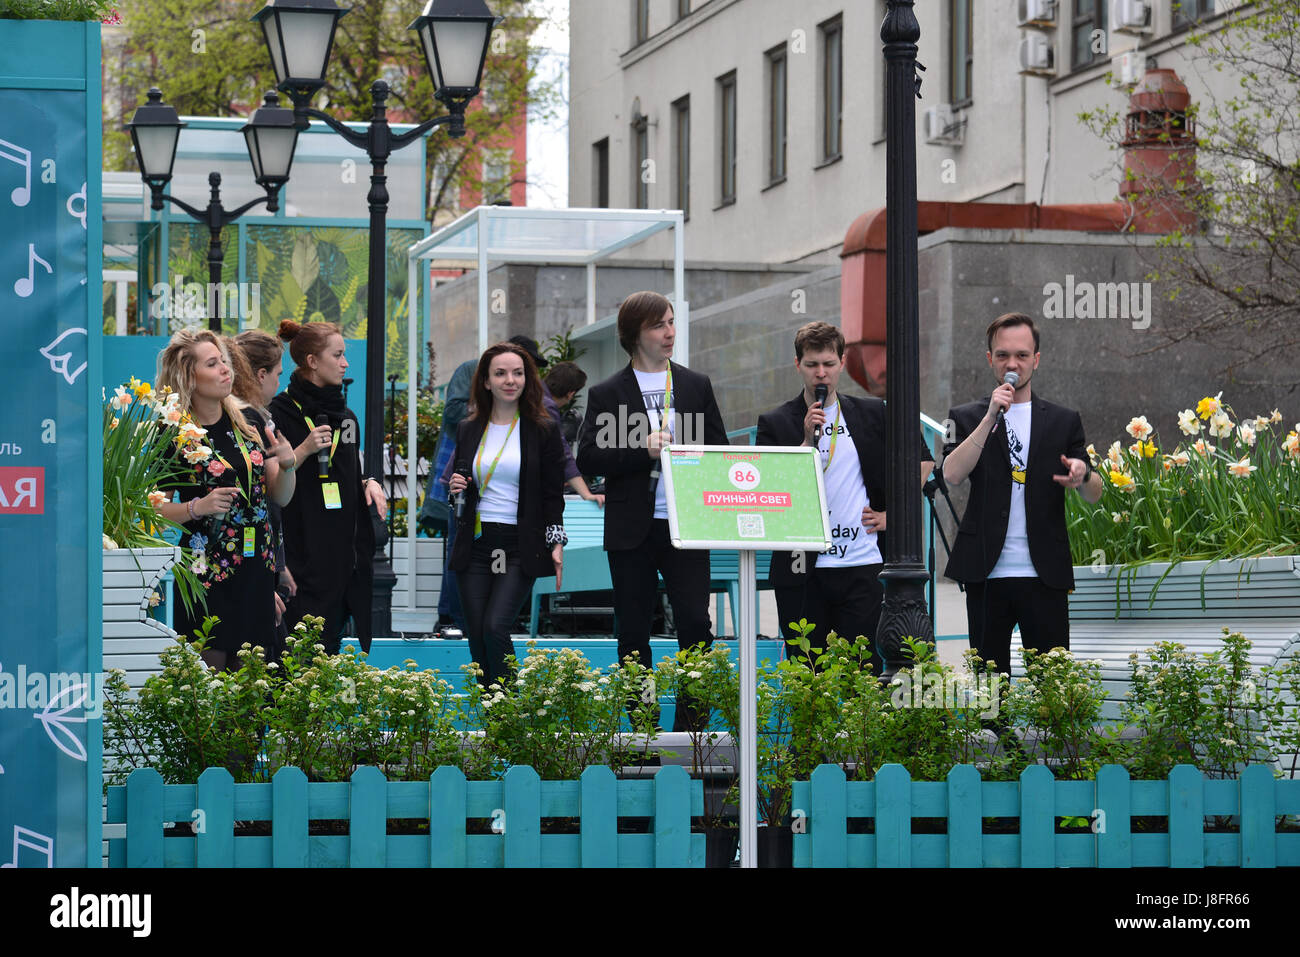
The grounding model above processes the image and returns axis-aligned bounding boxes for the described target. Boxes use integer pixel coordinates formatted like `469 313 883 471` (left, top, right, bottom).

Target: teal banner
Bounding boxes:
0 21 102 867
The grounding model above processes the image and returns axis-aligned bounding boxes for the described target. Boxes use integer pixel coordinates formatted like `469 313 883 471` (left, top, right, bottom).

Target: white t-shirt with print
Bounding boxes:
989 400 1037 578
816 401 882 568
635 368 672 520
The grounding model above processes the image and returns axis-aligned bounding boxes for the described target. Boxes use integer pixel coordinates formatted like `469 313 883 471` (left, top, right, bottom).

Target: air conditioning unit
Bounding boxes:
1018 34 1056 76
1113 0 1152 35
1115 50 1145 86
1017 0 1057 29
924 104 965 146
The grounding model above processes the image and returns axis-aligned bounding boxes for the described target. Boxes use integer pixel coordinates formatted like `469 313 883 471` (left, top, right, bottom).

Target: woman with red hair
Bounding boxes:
269 320 387 653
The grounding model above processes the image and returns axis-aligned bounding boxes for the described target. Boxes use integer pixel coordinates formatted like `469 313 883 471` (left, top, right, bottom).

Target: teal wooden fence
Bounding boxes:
107 765 704 868
794 764 1300 868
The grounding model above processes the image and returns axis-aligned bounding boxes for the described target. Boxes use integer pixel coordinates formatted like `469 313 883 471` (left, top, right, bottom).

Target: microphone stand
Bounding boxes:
922 461 964 630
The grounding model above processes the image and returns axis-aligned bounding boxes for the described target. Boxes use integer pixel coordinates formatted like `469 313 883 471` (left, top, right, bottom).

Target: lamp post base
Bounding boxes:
875 563 933 680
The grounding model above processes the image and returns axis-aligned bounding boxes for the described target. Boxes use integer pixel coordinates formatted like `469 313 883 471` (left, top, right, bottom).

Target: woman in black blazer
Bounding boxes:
448 342 567 690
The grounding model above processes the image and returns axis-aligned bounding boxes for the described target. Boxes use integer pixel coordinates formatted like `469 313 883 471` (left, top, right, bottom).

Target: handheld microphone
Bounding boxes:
453 464 472 520
995 371 1020 431
813 384 829 439
316 414 332 480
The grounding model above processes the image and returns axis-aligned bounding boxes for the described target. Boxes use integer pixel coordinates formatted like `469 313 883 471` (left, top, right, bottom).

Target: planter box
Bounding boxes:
793 763 1300 868
390 537 443 612
1070 555 1300 619
105 764 705 868
103 546 181 691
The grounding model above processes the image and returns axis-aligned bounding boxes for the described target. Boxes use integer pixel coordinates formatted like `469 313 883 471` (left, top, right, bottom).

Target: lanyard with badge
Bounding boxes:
292 398 343 510
473 411 520 537
818 403 842 472
211 426 261 557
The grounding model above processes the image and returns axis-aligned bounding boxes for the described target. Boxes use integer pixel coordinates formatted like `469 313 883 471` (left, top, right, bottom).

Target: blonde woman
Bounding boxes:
155 329 297 671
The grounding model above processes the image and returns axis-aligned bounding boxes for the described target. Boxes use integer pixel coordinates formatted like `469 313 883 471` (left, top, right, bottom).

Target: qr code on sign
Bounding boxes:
738 514 765 538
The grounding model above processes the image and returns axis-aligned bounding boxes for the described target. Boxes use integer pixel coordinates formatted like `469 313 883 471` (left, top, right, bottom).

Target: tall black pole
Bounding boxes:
876 0 934 679
205 173 225 334
363 80 398 640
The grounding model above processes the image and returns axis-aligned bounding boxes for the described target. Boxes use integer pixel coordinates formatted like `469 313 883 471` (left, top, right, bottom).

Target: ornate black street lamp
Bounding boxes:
128 89 300 334
252 0 497 638
875 0 934 678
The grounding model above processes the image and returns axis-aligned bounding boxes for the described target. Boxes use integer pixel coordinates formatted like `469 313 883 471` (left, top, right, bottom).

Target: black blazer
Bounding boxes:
756 392 935 587
448 414 567 578
942 394 1088 590
575 361 728 550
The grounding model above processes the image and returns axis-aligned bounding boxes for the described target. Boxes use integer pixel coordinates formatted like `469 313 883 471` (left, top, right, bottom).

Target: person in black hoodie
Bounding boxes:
269 320 387 654
447 342 567 690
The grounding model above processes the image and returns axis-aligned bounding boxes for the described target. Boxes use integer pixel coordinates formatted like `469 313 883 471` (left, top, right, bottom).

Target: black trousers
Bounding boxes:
459 523 536 690
607 518 713 731
963 576 1069 674
776 562 884 673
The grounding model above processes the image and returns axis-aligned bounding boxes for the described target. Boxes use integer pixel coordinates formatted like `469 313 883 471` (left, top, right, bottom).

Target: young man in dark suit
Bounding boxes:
756 322 933 672
942 312 1103 673
575 291 728 731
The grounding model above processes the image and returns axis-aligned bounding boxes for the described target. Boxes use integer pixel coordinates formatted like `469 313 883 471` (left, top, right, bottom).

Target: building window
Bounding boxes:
718 71 737 205
876 0 887 139
482 149 512 205
634 0 649 45
820 16 843 162
1072 0 1107 72
678 0 691 19
593 138 609 208
673 96 690 217
632 109 650 209
949 0 972 104
1172 0 1215 31
767 44 788 184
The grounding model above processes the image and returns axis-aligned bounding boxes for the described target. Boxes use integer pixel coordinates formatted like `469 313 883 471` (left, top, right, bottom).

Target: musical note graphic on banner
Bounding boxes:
39 327 88 384
0 139 32 207
36 682 89 762
0 827 54 868
14 244 52 298
67 182 87 229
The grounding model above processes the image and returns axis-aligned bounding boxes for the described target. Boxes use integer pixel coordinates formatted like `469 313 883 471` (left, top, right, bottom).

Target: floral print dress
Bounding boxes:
172 408 277 655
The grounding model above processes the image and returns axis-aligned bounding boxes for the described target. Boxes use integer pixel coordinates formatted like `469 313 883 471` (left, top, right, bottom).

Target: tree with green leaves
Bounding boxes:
1080 0 1300 389
105 0 561 221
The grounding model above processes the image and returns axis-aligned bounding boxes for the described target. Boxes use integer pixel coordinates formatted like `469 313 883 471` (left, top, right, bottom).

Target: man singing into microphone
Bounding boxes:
757 322 932 673
941 313 1103 673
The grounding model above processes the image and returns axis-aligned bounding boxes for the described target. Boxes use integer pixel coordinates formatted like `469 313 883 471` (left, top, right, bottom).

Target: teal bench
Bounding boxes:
529 498 776 638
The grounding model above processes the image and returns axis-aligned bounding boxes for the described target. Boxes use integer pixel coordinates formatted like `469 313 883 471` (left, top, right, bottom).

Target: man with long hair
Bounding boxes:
576 292 728 731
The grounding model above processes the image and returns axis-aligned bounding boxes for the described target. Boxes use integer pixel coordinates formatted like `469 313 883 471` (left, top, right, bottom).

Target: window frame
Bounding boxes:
673 95 691 218
593 137 610 209
766 43 788 185
1171 0 1216 33
949 0 973 106
1071 0 1108 73
717 70 738 206
634 0 650 45
631 110 650 209
819 15 844 164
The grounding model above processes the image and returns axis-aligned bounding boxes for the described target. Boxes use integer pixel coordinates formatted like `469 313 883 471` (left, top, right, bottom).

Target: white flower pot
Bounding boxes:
102 546 181 691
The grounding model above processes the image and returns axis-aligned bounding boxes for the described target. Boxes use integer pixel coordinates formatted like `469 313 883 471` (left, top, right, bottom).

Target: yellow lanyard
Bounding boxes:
475 411 520 494
292 399 341 474
212 426 255 500
818 402 842 472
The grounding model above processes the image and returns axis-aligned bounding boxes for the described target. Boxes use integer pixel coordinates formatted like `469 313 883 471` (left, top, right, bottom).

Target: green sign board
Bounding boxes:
662 445 831 550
